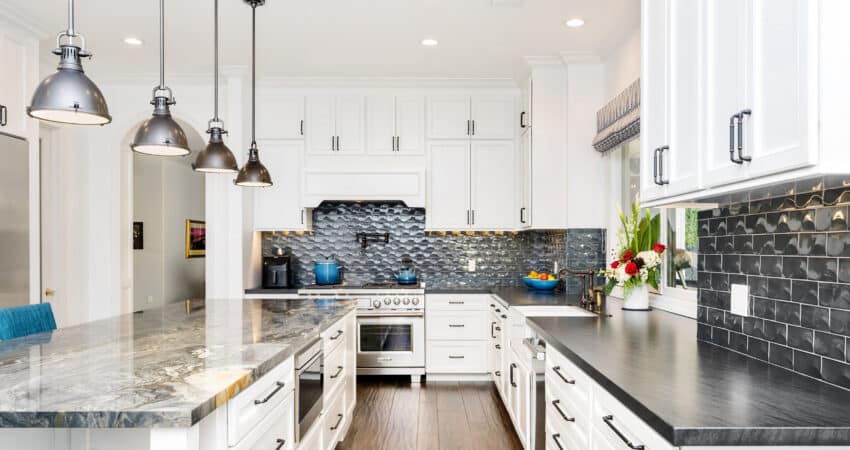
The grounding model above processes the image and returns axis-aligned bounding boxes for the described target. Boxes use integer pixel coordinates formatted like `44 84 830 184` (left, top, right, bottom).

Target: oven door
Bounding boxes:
356 314 424 368
296 349 323 441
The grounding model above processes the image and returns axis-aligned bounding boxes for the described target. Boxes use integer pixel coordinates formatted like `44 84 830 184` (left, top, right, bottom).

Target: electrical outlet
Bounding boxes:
730 284 749 317
467 259 476 272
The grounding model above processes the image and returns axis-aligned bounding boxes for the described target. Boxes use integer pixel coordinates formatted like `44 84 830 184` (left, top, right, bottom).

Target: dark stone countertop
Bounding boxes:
244 287 300 295
0 298 355 428
527 300 850 446
426 287 582 308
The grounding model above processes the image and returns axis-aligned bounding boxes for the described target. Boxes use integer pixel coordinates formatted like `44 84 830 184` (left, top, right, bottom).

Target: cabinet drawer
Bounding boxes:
323 342 346 402
546 420 584 450
233 391 295 450
426 340 488 373
426 294 490 310
592 385 675 450
545 346 591 405
427 310 488 340
545 387 589 449
323 383 347 450
321 317 346 356
228 357 295 447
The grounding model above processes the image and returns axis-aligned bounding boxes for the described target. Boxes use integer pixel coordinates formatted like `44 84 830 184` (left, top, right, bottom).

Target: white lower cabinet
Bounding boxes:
234 392 295 450
425 294 490 375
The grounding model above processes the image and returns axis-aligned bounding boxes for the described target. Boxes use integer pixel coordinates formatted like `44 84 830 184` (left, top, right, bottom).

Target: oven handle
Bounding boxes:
357 312 424 318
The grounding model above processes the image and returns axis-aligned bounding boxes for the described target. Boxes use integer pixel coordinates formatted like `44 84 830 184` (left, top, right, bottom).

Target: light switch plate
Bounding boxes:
467 259 476 272
730 284 749 317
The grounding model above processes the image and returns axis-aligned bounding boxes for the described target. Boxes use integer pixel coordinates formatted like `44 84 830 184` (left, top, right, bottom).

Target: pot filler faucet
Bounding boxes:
355 232 389 250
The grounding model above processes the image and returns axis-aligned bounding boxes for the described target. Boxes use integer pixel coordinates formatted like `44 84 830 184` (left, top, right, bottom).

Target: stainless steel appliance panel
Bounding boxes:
0 134 29 309
356 314 424 369
295 339 323 442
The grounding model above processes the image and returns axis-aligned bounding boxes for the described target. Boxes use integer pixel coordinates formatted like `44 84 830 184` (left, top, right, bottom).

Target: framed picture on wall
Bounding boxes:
185 219 206 258
133 222 144 250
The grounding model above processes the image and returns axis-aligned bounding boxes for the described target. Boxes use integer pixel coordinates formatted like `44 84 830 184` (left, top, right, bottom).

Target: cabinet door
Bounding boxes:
471 141 516 230
0 34 27 137
395 95 425 154
702 0 749 187
518 132 531 228
665 0 702 196
515 361 531 449
639 0 669 202
253 141 307 230
306 96 335 154
471 95 515 139
334 95 365 154
427 95 471 139
427 141 470 229
746 0 817 177
257 93 303 139
366 95 396 154
520 77 532 136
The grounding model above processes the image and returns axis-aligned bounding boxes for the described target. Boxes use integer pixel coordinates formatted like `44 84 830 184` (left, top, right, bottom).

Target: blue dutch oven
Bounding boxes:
314 256 343 285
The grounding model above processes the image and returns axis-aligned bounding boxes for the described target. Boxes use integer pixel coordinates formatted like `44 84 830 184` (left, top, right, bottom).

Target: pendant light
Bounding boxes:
192 0 238 173
131 0 190 156
235 0 272 187
28 0 111 125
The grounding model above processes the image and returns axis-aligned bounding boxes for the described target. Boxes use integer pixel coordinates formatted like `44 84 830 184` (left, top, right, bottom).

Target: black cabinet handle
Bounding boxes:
501 314 507 319
448 301 464 305
467 119 471 136
471 120 475 136
331 136 336 152
471 210 475 225
520 111 527 128
330 365 344 379
552 366 575 384
552 433 565 450
491 321 497 338
658 145 669 185
495 344 501 349
448 355 465 359
0 104 6 127
736 109 752 163
552 400 575 422
448 324 465 328
602 415 645 450
254 381 286 405
520 207 526 224
275 438 286 450
495 370 501 377
490 304 495 308
301 209 305 224
329 329 343 340
330 413 344 431
495 308 501 313
510 363 517 387
300 119 303 136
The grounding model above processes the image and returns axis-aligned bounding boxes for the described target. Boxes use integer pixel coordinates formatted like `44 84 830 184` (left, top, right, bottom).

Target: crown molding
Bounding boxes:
560 51 602 64
0 4 49 39
255 77 519 89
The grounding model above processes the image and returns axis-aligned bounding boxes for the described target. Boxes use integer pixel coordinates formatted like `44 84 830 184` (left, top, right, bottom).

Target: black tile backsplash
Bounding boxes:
261 202 605 291
698 186 850 390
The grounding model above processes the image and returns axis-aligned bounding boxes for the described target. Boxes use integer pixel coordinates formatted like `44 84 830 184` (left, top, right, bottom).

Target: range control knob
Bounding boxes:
372 299 381 309
411 297 420 305
393 297 401 305
384 297 391 305
403 297 411 305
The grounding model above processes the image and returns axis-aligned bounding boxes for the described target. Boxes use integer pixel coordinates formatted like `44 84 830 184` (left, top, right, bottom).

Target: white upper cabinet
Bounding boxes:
427 141 470 230
520 77 532 136
0 33 28 138
253 140 311 231
471 141 516 229
518 132 531 229
256 92 303 139
306 95 364 154
366 95 424 155
427 95 471 139
639 0 670 203
471 96 515 139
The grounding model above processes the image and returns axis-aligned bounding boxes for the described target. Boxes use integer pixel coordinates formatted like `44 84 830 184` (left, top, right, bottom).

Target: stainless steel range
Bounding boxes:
298 283 425 383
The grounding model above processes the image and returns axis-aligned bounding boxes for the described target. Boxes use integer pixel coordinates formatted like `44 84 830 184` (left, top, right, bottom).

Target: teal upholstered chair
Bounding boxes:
0 303 57 340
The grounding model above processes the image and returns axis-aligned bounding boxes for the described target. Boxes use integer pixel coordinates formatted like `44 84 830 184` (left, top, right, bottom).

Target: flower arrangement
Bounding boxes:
600 198 665 298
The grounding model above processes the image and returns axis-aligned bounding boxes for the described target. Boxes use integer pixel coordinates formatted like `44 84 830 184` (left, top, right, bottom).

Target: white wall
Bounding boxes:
603 28 641 101
133 154 205 310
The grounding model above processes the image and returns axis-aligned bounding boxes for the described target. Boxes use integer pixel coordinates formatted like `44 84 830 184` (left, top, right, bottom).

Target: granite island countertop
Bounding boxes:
527 300 850 446
426 286 583 308
0 298 355 428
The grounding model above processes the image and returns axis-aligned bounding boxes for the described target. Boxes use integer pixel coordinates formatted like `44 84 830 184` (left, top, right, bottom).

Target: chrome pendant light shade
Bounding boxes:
28 0 111 125
131 0 190 156
194 0 238 173
235 0 273 187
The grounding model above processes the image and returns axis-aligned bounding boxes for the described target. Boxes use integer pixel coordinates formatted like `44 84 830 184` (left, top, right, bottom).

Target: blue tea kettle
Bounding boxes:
314 255 343 285
392 266 418 285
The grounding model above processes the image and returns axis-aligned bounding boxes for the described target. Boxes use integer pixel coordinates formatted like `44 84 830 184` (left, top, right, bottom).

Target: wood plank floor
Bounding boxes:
338 376 523 450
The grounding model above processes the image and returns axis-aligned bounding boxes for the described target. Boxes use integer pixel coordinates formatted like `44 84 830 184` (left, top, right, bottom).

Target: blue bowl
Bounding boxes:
523 277 559 291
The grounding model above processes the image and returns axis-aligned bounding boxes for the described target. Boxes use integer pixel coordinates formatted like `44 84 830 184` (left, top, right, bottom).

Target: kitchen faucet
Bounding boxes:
557 268 599 312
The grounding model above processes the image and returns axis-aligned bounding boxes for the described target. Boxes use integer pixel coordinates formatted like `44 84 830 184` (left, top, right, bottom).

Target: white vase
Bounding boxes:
623 284 650 310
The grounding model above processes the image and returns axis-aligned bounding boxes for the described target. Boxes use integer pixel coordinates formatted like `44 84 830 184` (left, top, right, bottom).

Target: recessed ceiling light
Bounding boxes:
421 38 439 47
123 37 143 46
565 18 585 28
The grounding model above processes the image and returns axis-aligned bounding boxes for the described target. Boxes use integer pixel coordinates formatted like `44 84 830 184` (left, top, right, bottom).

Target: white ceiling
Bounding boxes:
4 0 639 79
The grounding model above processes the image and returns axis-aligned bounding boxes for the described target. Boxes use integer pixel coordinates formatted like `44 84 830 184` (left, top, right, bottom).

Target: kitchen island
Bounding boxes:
0 298 356 450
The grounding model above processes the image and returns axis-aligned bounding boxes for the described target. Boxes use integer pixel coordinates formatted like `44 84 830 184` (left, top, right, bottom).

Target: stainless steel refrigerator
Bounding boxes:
0 133 29 308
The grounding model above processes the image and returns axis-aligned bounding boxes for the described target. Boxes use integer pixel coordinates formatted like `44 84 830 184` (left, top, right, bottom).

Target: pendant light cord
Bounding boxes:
159 0 166 90
213 0 220 122
250 2 257 148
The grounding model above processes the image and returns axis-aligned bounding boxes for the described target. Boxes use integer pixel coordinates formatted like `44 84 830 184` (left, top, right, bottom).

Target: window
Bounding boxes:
665 208 699 290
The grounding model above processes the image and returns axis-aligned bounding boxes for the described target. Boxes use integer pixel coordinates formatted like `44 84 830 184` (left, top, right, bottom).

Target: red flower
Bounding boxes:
624 261 638 276
611 261 620 269
653 243 667 254
621 250 634 261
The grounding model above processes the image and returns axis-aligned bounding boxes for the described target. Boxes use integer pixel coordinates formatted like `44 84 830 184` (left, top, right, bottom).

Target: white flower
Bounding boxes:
636 250 660 268
616 264 631 283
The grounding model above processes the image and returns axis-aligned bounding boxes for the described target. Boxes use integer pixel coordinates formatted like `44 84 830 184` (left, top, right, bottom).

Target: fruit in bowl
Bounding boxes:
523 272 558 291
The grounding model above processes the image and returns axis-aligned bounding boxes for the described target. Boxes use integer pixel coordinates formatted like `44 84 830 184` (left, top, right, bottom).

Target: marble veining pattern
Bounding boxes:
0 298 355 428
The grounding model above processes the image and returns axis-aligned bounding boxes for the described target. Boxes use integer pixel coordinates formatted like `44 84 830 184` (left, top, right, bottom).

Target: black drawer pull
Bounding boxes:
495 344 501 349
448 301 465 305
449 324 465 328
330 365 343 379
448 355 465 359
329 329 343 340
552 400 575 422
501 314 507 319
0 104 7 127
602 415 645 450
552 366 575 384
254 381 286 405
491 321 497 338
552 433 565 450
330 413 344 431
510 363 517 387
495 370 501 377
275 438 286 450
